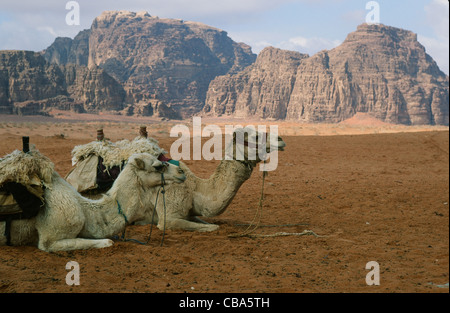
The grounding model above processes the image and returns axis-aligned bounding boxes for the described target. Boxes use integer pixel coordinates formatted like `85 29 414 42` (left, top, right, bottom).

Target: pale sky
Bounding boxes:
0 0 448 74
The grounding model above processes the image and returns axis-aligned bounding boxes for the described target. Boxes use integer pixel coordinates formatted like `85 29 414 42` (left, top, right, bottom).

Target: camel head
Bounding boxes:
265 131 286 153
127 153 186 187
228 127 286 166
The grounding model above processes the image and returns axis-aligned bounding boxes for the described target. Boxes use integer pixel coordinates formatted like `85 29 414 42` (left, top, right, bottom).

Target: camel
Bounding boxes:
0 147 186 252
140 127 286 232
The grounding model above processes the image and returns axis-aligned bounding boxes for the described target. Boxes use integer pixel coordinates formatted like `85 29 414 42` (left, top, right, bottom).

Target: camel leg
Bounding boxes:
159 218 219 232
35 199 114 251
38 238 114 252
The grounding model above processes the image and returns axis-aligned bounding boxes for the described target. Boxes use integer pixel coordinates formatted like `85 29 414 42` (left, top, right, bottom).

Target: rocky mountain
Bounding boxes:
204 47 309 118
205 24 449 125
43 10 256 119
62 64 125 112
2 15 448 125
0 50 125 115
43 30 90 67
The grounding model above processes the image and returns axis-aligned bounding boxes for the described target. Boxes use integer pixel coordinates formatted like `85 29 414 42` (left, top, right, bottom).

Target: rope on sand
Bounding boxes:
240 230 324 238
228 162 266 239
228 161 323 239
235 223 309 228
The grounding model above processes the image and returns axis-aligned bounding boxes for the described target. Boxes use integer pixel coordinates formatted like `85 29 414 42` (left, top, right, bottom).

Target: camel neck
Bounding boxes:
211 159 253 182
78 167 146 239
107 172 146 224
191 159 254 217
78 194 127 239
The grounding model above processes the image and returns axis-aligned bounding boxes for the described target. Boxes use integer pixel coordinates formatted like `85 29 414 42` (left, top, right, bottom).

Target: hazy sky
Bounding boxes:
0 0 448 74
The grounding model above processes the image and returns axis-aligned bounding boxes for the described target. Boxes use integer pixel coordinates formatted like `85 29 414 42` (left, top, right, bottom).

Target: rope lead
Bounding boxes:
228 161 267 238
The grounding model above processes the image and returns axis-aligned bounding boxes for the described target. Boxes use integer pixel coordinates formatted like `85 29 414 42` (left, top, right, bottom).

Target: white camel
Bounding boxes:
0 148 185 252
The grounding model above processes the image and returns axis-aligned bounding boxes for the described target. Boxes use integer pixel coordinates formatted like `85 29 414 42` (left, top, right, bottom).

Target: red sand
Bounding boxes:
0 117 448 293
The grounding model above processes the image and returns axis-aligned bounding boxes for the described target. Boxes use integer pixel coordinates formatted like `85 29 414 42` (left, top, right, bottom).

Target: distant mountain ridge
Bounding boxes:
0 12 448 125
42 10 256 119
205 24 449 125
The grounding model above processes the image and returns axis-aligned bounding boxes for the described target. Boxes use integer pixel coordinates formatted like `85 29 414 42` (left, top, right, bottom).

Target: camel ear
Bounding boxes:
133 157 146 170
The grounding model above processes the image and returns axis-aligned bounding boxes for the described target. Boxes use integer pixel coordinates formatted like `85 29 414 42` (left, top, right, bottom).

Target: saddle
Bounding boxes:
96 157 123 192
0 182 44 245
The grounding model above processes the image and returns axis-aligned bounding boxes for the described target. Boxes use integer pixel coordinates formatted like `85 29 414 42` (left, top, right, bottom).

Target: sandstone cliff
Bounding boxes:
43 10 256 118
42 30 90 67
0 50 66 114
0 50 125 115
204 47 309 119
205 24 449 125
63 64 125 112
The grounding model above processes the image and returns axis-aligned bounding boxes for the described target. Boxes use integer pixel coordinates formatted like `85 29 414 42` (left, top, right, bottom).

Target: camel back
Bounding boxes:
0 148 53 200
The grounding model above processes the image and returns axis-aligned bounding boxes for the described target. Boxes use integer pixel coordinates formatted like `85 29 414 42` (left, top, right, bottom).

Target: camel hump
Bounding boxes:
0 148 54 188
0 147 52 219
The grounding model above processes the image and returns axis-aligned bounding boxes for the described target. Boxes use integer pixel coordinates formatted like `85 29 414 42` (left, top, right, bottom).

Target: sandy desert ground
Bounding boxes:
0 112 448 294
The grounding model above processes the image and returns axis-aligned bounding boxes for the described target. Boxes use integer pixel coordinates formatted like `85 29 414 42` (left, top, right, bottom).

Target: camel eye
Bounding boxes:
154 164 166 172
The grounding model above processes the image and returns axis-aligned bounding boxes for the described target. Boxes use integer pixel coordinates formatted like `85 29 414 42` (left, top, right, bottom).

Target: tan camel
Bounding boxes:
0 148 185 251
139 127 286 232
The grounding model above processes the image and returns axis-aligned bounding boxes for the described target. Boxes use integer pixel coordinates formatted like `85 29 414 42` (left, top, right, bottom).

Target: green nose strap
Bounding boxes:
168 159 180 167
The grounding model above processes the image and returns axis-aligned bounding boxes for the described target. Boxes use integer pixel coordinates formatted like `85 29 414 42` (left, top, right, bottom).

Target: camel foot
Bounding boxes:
159 218 219 232
39 238 114 252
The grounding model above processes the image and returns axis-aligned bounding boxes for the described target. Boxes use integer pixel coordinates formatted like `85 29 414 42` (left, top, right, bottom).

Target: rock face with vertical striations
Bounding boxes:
43 10 256 119
204 47 309 119
0 50 67 114
42 30 90 67
0 50 125 114
62 64 126 112
205 24 449 125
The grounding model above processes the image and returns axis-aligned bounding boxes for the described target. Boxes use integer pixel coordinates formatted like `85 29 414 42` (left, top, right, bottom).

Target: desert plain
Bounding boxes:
0 112 448 293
